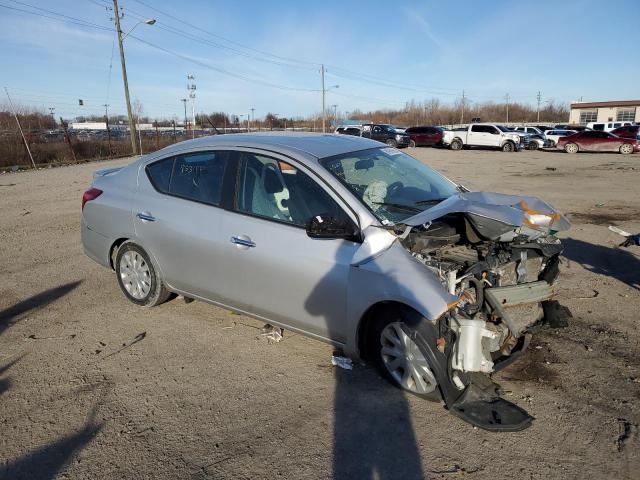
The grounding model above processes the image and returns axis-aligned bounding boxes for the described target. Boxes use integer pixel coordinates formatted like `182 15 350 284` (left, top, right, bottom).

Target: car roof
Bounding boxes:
153 132 382 160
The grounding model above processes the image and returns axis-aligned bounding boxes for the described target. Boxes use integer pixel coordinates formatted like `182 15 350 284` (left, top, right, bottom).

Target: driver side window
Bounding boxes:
236 153 350 227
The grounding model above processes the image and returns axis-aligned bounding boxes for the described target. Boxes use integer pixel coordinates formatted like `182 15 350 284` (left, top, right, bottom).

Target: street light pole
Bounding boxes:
112 0 137 155
181 98 187 133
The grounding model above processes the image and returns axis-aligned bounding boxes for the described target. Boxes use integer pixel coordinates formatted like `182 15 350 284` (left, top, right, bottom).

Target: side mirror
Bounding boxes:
306 214 358 241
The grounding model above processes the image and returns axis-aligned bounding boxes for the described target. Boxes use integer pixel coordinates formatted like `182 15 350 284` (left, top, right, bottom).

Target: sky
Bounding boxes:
1 0 639 121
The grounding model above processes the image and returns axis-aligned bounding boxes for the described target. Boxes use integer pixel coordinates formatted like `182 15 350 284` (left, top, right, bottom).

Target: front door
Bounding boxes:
216 151 360 343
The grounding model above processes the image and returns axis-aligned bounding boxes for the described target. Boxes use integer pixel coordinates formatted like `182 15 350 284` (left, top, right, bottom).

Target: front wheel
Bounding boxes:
620 143 634 155
527 141 539 151
370 309 441 401
564 143 579 154
115 242 172 307
502 141 515 152
385 139 398 148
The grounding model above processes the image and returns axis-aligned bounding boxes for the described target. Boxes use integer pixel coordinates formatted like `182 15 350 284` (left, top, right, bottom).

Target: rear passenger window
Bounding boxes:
146 151 230 206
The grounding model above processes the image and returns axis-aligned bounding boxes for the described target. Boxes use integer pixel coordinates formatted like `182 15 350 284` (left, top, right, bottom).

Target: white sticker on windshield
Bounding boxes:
381 147 401 156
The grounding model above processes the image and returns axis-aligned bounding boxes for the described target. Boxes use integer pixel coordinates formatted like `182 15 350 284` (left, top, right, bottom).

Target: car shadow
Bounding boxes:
304 247 425 480
0 354 25 397
1 405 104 480
561 238 639 291
0 281 82 336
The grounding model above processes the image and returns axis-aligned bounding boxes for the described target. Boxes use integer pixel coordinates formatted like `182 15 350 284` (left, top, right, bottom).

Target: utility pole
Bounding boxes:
181 98 188 133
460 90 466 124
332 104 338 126
103 103 112 155
187 74 196 139
321 64 326 133
48 107 56 127
4 87 36 169
505 93 510 123
250 108 255 131
536 91 542 123
112 0 138 155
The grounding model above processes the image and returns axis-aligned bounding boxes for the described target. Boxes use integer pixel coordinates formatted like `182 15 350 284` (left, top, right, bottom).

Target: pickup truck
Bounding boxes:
442 123 527 152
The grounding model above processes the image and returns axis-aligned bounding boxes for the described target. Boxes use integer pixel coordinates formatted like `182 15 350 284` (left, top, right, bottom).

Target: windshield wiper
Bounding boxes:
414 198 448 206
373 202 421 213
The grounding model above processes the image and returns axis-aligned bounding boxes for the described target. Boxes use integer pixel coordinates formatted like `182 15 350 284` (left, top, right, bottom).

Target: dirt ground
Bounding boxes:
1 145 639 480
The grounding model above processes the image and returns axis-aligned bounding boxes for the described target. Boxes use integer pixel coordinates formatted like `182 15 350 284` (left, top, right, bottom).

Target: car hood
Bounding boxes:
400 191 571 238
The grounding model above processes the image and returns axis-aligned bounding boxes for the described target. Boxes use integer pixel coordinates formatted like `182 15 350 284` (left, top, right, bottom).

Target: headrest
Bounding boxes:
264 166 283 194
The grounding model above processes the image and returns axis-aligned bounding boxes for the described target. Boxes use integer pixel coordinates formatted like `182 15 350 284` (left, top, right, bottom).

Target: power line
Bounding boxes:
129 0 320 68
3 0 111 30
128 34 321 93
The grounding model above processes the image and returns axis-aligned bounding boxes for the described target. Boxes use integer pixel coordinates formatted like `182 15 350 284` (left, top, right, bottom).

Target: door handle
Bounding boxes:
136 212 156 222
231 236 256 248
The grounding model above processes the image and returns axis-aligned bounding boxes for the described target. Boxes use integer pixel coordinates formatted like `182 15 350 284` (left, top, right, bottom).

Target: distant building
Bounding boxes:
569 100 640 125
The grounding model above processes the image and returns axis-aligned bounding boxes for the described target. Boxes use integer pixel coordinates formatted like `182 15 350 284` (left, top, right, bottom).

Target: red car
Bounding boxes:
557 130 639 154
404 126 444 147
610 124 640 139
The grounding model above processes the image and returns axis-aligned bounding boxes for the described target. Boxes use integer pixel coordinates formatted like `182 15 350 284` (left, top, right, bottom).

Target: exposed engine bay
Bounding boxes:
400 210 567 383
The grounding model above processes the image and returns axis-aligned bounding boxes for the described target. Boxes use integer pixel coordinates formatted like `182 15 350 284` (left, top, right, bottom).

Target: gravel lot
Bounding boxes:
1 146 639 479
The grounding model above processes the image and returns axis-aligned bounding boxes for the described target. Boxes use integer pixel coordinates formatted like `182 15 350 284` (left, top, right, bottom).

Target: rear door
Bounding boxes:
468 125 490 145
215 151 360 343
133 150 234 300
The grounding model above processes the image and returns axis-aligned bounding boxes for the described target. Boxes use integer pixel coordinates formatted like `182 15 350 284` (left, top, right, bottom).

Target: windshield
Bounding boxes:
319 147 459 224
495 125 512 132
382 124 397 132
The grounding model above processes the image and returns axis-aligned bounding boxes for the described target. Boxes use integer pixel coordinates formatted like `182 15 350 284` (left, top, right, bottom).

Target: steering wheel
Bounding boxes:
385 181 403 199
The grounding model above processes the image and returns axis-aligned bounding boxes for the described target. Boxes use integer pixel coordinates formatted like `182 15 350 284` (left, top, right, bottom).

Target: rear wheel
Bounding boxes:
409 139 416 148
369 307 441 401
564 143 579 154
450 139 463 151
620 143 634 155
385 139 398 148
502 141 515 152
115 242 171 307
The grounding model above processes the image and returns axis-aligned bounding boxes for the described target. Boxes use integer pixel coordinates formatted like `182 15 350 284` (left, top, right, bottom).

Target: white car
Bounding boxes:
512 126 547 137
543 129 577 147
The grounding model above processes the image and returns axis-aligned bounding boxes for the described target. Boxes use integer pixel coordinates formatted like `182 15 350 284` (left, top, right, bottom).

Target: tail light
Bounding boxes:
82 188 103 210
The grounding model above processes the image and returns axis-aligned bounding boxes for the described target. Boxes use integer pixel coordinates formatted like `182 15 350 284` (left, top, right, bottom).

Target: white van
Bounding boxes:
587 121 633 132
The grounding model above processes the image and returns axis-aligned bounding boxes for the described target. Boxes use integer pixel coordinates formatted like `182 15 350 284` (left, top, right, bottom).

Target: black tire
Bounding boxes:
527 141 539 151
501 141 515 152
115 241 172 307
409 139 416 148
385 139 398 148
368 305 442 401
450 139 463 151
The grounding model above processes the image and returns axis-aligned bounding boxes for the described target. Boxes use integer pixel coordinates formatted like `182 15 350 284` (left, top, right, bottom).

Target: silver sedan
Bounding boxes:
81 133 571 430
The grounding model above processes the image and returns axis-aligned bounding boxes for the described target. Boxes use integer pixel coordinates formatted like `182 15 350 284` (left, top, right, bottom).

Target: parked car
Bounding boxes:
361 123 410 148
543 129 577 147
587 121 634 132
512 126 546 137
554 124 591 132
557 130 639 154
610 124 640 139
442 123 526 152
81 133 571 431
525 134 554 150
335 126 362 136
404 126 445 147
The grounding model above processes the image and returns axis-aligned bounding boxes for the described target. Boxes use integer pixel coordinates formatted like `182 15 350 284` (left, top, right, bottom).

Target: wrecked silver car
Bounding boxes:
81 133 571 431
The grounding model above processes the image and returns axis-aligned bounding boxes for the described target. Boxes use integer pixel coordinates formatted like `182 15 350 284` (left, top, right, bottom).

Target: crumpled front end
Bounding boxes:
397 191 571 380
